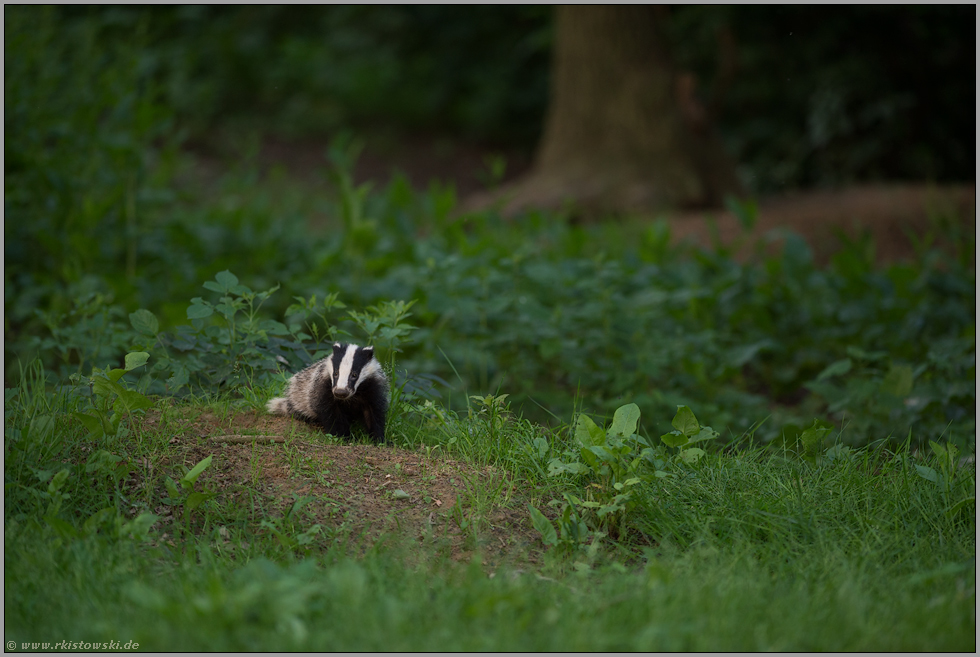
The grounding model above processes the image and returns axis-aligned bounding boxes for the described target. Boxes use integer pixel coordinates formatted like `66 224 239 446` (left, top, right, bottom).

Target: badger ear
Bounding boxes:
363 346 374 356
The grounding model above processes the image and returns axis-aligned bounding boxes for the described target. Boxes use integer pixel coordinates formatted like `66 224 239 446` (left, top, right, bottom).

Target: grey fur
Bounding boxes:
267 342 389 443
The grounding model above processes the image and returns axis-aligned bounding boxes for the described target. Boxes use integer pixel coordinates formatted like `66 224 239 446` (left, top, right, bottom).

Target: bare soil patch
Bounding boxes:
666 183 975 266
136 409 542 567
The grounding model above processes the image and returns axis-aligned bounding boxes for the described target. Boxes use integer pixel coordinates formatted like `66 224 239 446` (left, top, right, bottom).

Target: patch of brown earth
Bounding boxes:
666 183 975 266
134 409 543 567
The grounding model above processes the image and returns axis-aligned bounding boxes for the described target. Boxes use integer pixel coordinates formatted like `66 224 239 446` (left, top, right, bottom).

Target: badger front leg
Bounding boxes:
363 399 388 444
318 408 353 439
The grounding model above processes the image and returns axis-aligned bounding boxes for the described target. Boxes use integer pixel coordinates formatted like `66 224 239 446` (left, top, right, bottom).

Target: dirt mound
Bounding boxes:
140 409 541 566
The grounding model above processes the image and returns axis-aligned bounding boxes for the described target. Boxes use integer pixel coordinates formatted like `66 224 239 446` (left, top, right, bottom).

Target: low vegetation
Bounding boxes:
4 6 975 651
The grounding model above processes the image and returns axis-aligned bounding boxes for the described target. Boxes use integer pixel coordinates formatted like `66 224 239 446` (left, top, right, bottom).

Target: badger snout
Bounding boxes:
332 387 353 400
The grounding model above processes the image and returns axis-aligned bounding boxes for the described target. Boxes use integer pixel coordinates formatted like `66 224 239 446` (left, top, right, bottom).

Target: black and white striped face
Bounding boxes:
328 343 382 400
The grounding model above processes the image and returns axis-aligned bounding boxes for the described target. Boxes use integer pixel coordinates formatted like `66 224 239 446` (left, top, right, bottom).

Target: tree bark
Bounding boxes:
465 6 743 218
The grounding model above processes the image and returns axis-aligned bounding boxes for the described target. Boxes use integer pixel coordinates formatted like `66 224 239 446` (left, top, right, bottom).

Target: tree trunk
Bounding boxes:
465 5 743 218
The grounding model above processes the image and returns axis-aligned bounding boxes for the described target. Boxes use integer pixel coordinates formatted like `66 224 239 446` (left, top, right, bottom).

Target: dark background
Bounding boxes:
50 4 976 192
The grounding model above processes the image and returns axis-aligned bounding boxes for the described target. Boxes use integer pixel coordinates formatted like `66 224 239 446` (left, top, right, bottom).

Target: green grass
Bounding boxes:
4 364 975 650
4 412 974 651
7 536 974 651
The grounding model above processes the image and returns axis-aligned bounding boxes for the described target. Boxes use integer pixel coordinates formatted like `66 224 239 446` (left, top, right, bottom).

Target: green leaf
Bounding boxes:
83 507 116 535
688 426 719 444
822 444 853 464
929 440 958 472
187 303 213 320
679 447 706 464
259 320 290 336
124 351 150 372
185 491 215 512
671 405 700 437
47 469 70 495
597 503 625 518
260 520 292 547
914 464 940 484
816 358 852 381
575 413 606 447
44 515 78 539
119 513 160 540
30 414 56 440
609 403 641 438
215 301 240 320
164 477 180 501
578 446 598 469
105 367 127 383
166 364 190 392
527 504 558 546
547 459 589 476
85 450 122 474
182 454 213 487
112 460 132 484
296 525 322 546
129 309 159 336
880 363 914 397
660 430 689 448
114 388 154 413
391 489 411 500
74 412 106 439
214 270 239 291
588 445 616 463
799 419 834 457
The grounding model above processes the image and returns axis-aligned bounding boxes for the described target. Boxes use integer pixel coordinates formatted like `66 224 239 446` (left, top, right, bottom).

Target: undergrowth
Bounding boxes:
4 6 976 651
6 8 976 449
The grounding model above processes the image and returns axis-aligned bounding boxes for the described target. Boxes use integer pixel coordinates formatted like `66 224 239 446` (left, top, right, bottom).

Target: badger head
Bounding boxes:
330 342 381 400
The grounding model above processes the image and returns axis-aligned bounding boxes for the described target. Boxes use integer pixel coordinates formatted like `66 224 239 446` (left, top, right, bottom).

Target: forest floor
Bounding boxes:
176 131 974 561
190 132 975 267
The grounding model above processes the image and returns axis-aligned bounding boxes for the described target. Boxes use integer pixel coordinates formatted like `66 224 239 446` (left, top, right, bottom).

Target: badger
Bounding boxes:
267 342 389 443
